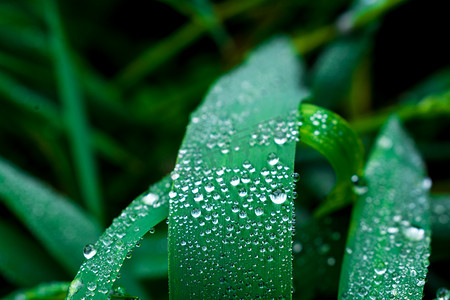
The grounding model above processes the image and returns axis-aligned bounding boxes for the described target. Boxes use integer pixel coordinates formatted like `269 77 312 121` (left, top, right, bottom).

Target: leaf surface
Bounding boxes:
339 116 431 299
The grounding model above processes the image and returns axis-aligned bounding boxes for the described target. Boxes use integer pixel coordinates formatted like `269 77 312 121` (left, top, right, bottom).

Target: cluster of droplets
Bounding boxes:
342 121 431 299
169 146 298 297
68 179 171 299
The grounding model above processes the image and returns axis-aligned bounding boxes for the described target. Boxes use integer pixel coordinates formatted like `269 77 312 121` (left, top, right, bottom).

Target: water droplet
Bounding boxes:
274 135 287 145
194 193 204 202
191 208 201 218
238 188 248 197
230 176 240 186
205 182 215 193
422 177 432 190
378 136 393 149
255 207 264 216
403 226 425 241
83 244 97 259
270 189 287 204
267 153 279 166
169 191 177 198
436 287 450 300
239 211 247 218
142 193 159 205
374 262 387 275
291 173 300 182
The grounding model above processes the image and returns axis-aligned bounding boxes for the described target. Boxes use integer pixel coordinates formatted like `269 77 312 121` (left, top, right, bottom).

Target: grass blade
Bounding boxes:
0 157 102 274
4 282 70 300
298 104 365 217
168 37 308 298
0 219 67 287
66 177 171 299
43 0 103 223
339 116 431 299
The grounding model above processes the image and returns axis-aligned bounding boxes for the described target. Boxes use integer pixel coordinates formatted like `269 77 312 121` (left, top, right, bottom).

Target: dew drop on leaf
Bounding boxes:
267 153 279 166
83 244 97 259
142 193 159 206
191 208 201 218
270 189 287 204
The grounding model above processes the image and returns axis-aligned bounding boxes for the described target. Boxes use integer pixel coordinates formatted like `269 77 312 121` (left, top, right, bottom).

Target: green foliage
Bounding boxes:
0 0 449 299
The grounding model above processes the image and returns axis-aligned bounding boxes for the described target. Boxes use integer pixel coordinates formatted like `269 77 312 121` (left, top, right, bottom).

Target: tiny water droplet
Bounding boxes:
374 262 387 275
83 244 97 259
230 176 240 186
291 173 300 182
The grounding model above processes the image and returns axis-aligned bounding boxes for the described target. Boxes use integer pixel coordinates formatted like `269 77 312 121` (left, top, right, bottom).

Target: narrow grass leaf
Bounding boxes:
298 104 364 217
337 0 408 32
430 195 450 262
352 90 450 134
0 157 102 274
168 37 308 298
4 282 70 300
66 177 171 299
0 219 67 287
311 32 371 109
339 116 431 299
43 0 103 223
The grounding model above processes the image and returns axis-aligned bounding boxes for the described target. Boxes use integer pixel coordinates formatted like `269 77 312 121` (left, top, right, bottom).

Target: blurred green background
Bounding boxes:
1 0 449 298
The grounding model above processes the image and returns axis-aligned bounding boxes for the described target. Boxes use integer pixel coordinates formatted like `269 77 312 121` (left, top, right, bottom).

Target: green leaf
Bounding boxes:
168 37 308 298
298 104 365 217
43 0 103 223
0 157 102 274
0 219 67 287
4 282 70 300
339 116 431 299
66 177 171 299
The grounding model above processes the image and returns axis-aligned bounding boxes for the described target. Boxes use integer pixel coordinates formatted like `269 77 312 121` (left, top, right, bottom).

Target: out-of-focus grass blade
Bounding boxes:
66 177 171 299
0 157 102 274
293 214 349 299
352 90 450 134
299 104 364 217
4 282 70 300
168 37 307 298
0 219 67 287
430 195 450 262
123 232 169 280
339 116 431 299
311 32 371 109
400 68 450 103
337 0 407 33
116 0 264 88
0 70 60 126
159 0 229 47
43 0 103 223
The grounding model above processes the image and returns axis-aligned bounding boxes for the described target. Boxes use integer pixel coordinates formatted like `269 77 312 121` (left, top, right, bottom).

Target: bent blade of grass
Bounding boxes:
0 219 67 287
339 116 431 299
0 157 102 274
168 37 308 298
298 104 365 217
43 0 103 223
4 282 70 300
66 177 171 299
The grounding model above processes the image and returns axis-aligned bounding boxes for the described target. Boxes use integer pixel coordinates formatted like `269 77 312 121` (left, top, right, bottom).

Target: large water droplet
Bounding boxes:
374 262 387 275
403 226 425 241
142 193 159 205
83 244 97 259
270 189 287 204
